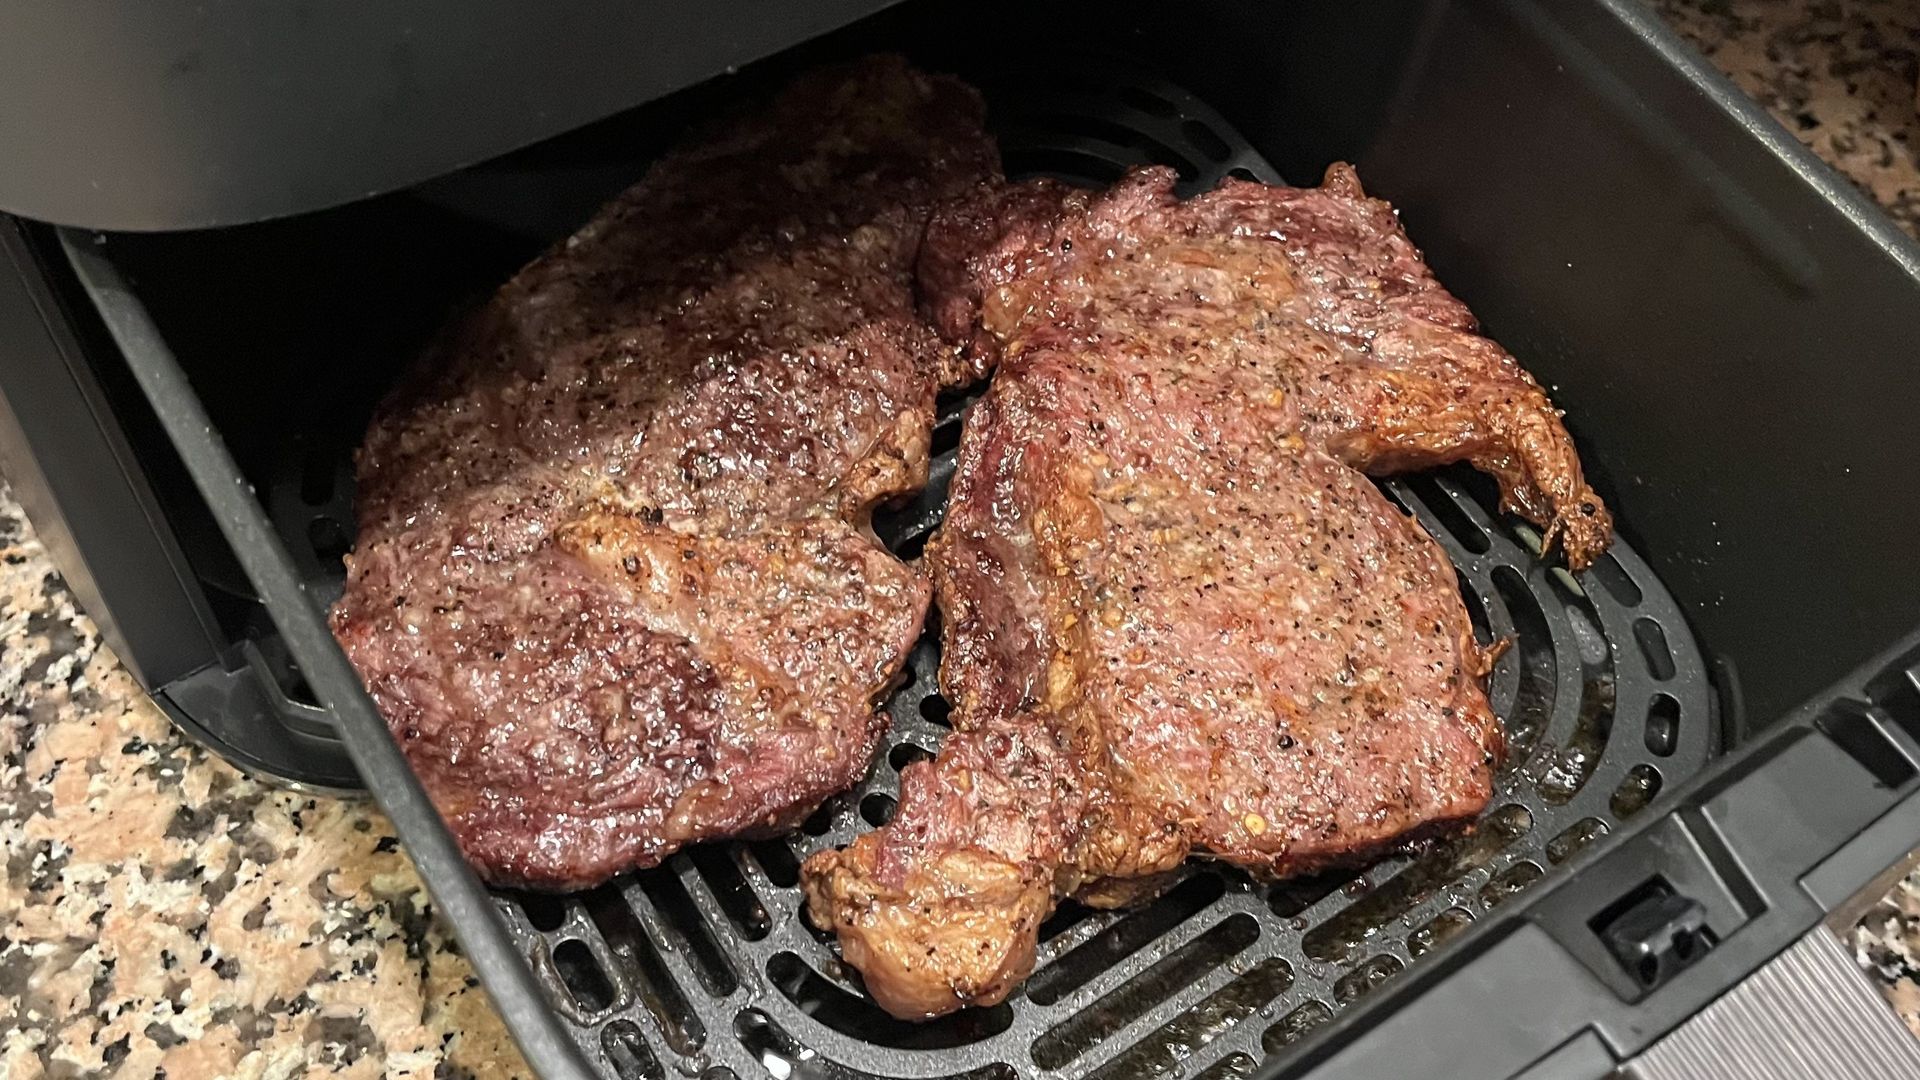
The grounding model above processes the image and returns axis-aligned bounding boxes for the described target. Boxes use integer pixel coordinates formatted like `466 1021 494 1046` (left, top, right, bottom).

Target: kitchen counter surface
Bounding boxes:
4 2 1919 1077
2 489 520 1080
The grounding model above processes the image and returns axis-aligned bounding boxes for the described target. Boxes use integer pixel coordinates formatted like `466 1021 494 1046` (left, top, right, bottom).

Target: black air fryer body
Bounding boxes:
4 3 1919 1079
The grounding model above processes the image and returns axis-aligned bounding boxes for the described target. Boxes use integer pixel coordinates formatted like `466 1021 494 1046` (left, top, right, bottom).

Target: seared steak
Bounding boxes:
330 58 999 889
804 166 1605 1017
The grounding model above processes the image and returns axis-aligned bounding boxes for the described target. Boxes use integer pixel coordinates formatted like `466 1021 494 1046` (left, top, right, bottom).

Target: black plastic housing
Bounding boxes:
3 1 1919 1078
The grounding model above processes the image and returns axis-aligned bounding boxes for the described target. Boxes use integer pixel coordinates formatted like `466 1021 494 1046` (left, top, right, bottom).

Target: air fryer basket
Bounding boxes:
45 2 1920 1078
195 66 1714 1080
456 75 1712 1079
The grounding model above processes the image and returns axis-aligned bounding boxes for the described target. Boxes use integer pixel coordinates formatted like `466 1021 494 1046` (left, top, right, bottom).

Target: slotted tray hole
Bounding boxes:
1403 475 1492 556
633 871 737 998
1645 693 1681 757
889 741 934 774
1084 955 1293 1080
1118 85 1180 118
1331 954 1403 1006
1001 145 1133 186
1301 803 1532 964
748 839 801 889
800 797 841 838
1027 873 1226 1006
1545 817 1610 865
1195 1053 1260 1080
1479 861 1545 910
1262 1000 1335 1054
1612 763 1664 820
768 951 1014 1049
586 889 711 1054
1588 554 1645 607
859 792 897 827
552 938 618 1014
1491 566 1559 775
1036 899 1117 957
686 845 770 941
1031 913 1259 1070
513 891 570 933
919 693 953 727
1458 569 1496 650
1180 119 1233 163
1267 869 1350 920
601 1019 661 1080
1001 114 1200 181
1527 569 1618 806
1634 618 1677 681
1406 907 1474 959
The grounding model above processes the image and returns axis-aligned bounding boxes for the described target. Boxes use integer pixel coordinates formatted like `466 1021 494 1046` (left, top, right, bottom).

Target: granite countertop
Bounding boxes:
3 2 1918 1077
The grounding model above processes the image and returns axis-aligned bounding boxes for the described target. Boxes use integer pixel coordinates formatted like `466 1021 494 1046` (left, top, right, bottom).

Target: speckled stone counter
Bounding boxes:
1 484 527 1078
3 3 1919 1077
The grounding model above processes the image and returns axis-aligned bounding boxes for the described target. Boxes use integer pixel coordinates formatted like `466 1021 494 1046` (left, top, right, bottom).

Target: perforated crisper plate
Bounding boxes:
292 70 1714 1080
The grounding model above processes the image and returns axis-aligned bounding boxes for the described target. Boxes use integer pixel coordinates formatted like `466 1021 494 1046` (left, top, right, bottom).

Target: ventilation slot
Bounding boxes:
893 530 933 561
1407 907 1473 958
1031 914 1259 1070
1118 86 1179 117
1268 870 1348 920
800 799 839 837
1037 900 1107 950
1262 1001 1334 1052
587 889 710 1054
1027 873 1226 1006
687 845 770 941
1302 804 1531 963
1001 148 1129 186
552 939 617 1014
1404 476 1491 555
1331 954 1403 1005
1629 619 1674 681
768 952 1013 1050
1195 1053 1260 1080
1013 113 1200 180
748 840 800 890
1180 119 1233 163
1084 956 1292 1080
1546 818 1610 865
1645 693 1680 757
1458 569 1495 649
920 694 953 727
1479 861 1544 909
307 516 350 564
890 741 935 773
601 1019 660 1080
633 870 737 998
1531 579 1617 806
299 453 336 506
1612 764 1664 819
859 793 897 827
513 891 570 933
1492 566 1557 774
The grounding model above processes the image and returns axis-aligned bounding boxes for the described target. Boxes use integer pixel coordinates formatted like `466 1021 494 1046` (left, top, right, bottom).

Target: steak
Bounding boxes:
330 57 999 889
803 166 1608 1018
